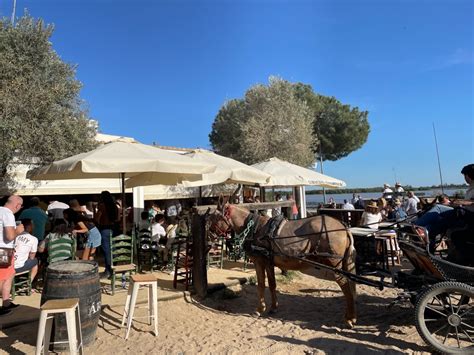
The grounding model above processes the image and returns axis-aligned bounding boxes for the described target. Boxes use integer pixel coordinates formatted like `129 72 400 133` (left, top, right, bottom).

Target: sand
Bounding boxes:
0 268 432 355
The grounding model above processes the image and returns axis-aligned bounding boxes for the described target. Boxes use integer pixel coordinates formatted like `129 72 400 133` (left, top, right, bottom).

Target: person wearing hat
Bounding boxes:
461 163 474 200
382 183 393 200
394 182 404 199
394 182 404 193
360 200 383 229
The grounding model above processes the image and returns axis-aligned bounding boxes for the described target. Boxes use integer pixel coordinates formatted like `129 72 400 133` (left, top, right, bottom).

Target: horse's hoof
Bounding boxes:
345 319 355 329
255 311 262 317
268 308 278 314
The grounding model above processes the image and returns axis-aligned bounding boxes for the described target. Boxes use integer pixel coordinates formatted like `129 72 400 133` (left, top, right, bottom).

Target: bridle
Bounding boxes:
209 204 233 238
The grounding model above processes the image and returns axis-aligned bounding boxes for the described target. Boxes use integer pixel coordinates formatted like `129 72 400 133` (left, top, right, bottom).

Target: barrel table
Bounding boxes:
41 260 101 350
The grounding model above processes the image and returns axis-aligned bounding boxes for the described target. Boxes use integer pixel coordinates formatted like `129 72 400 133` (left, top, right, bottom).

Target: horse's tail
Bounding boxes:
343 230 356 273
342 230 357 296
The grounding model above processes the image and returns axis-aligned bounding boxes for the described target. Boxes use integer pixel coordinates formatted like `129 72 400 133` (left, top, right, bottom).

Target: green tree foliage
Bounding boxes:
0 15 98 177
293 83 370 161
210 77 316 167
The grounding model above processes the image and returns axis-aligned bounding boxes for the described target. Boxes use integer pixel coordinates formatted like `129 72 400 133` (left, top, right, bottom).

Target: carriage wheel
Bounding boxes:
415 281 474 354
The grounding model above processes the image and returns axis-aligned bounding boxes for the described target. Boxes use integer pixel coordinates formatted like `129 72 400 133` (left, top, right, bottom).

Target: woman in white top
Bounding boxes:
360 201 383 230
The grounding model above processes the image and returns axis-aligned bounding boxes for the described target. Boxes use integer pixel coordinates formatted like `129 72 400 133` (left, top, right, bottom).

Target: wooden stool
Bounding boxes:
121 274 158 339
35 298 83 355
12 270 32 299
379 231 401 266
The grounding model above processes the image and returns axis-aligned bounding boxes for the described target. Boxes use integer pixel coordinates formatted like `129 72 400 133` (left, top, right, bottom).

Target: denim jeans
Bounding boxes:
100 228 113 273
415 205 455 238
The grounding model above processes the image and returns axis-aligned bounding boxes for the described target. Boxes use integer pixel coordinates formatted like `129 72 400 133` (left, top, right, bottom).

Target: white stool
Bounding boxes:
121 274 158 339
35 298 83 355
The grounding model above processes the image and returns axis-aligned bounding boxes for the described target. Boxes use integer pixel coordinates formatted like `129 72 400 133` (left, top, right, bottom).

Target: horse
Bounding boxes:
209 199 358 328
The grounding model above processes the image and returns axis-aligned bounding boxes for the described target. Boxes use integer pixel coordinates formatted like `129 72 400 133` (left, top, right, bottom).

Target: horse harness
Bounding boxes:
234 212 345 262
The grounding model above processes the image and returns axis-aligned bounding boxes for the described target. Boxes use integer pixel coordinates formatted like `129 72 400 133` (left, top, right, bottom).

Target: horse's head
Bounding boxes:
208 194 232 237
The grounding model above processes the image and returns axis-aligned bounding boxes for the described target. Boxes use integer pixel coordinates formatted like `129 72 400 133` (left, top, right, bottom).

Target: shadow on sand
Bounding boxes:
0 305 39 355
194 282 428 353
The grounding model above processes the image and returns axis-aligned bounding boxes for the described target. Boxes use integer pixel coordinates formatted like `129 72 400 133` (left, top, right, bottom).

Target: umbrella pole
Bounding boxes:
121 172 126 234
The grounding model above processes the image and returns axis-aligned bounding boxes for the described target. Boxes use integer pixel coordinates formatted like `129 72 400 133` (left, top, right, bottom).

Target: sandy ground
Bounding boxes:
0 267 431 355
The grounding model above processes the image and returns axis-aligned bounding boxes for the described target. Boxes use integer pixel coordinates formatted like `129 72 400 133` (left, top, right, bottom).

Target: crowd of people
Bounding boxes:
1 164 473 316
0 191 189 316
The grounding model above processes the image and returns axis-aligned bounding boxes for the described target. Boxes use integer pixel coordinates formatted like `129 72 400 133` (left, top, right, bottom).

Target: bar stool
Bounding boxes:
35 298 83 355
121 274 158 339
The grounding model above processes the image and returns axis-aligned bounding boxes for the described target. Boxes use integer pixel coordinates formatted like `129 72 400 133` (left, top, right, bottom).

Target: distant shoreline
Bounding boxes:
306 184 467 195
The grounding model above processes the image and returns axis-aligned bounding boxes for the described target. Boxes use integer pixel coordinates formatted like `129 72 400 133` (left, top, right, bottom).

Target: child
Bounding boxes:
38 220 75 263
138 211 151 231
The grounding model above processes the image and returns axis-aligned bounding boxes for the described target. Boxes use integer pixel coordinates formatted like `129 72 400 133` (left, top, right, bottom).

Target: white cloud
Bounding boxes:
425 48 473 71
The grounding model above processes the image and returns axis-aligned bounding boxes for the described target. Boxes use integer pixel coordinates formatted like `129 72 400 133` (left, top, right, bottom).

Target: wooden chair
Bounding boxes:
207 236 225 269
110 234 136 296
172 237 193 290
47 234 76 264
35 298 83 355
136 228 153 272
12 270 32 299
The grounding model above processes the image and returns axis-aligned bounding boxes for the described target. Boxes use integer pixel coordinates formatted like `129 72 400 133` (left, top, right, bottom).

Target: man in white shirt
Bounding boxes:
405 191 419 216
382 184 393 200
151 214 166 243
0 195 25 315
14 219 38 283
342 199 355 210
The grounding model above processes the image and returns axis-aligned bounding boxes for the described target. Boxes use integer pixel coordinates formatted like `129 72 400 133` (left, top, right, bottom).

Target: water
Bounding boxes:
305 188 466 207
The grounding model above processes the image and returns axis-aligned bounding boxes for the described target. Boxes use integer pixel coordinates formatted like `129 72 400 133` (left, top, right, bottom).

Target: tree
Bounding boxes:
0 15 98 179
210 77 316 167
293 83 370 161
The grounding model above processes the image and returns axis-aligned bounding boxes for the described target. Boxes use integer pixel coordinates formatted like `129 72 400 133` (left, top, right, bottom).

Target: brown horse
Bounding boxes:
210 201 358 328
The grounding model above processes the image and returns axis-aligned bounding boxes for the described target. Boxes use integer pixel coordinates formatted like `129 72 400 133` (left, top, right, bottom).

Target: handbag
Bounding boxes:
0 247 14 268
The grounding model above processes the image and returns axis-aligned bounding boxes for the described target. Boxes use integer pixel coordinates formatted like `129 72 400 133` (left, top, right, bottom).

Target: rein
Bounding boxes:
212 205 416 263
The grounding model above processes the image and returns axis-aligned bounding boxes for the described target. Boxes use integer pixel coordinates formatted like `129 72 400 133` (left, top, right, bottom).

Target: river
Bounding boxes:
305 188 467 206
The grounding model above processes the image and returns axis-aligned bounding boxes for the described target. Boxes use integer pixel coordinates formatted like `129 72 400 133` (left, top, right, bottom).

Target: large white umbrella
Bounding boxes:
252 157 346 188
126 149 271 188
28 141 216 230
29 142 214 183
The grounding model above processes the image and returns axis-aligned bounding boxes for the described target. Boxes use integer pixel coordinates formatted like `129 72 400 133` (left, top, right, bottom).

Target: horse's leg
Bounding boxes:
265 263 278 313
333 240 357 328
254 258 266 316
334 271 357 328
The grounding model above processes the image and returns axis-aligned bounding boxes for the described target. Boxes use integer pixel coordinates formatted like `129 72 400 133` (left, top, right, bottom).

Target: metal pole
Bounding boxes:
318 119 326 204
121 172 126 233
11 0 17 25
319 143 326 204
432 123 444 194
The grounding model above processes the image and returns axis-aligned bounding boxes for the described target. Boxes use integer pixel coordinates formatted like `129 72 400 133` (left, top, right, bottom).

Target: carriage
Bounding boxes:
206 200 474 354
355 224 474 354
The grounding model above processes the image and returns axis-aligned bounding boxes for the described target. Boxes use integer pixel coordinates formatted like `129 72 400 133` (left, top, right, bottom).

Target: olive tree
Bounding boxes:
0 15 97 179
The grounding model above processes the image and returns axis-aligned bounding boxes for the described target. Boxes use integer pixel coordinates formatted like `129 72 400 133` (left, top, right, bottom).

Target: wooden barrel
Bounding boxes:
41 261 101 350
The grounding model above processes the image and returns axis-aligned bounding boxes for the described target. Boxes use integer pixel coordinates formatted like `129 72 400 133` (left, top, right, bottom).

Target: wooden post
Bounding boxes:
192 212 207 298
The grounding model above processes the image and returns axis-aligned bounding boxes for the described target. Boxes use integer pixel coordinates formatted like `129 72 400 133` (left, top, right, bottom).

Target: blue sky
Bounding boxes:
1 0 472 188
